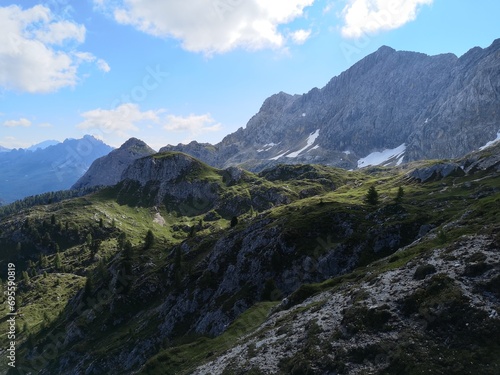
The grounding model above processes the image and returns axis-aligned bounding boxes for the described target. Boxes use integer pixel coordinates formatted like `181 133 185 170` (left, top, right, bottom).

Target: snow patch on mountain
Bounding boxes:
286 129 320 158
479 131 500 150
270 150 291 160
257 142 279 153
357 144 406 168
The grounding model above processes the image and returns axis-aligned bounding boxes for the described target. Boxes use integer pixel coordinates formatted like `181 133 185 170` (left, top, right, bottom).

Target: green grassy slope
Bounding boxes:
0 146 498 374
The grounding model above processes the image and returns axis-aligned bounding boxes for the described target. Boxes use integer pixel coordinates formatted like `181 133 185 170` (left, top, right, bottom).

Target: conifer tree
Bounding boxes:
22 270 30 284
54 253 62 270
365 185 379 205
144 229 155 249
84 274 93 298
86 233 93 248
395 186 405 204
117 232 127 250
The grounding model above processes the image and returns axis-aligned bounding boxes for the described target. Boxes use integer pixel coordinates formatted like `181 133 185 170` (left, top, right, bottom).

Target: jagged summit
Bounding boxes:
71 137 156 189
162 38 500 172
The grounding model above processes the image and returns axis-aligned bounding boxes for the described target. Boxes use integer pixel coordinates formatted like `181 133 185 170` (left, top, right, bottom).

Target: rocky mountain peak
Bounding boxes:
71 138 156 189
161 38 500 172
120 137 153 151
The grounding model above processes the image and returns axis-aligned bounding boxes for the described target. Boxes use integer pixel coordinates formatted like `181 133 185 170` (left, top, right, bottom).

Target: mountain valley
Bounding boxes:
0 140 499 374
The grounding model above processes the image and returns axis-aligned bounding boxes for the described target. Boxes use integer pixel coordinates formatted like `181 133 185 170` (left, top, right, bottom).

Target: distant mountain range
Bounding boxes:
27 139 60 151
0 135 113 203
71 39 500 192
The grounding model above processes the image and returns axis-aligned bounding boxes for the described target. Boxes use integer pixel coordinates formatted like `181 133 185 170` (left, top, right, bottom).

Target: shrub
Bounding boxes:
413 264 437 280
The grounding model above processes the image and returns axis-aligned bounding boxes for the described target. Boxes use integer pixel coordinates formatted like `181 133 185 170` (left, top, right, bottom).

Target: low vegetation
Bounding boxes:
0 145 499 374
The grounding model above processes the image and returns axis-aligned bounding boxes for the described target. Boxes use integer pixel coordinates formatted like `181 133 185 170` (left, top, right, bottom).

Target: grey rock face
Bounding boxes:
71 137 155 189
463 142 500 173
115 152 293 217
164 39 500 171
407 162 465 182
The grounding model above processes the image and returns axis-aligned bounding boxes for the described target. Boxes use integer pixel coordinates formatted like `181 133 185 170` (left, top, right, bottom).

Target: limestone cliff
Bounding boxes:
162 39 500 171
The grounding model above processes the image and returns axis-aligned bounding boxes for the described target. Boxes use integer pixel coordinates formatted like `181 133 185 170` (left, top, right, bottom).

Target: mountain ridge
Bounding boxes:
160 38 500 172
72 39 500 191
0 135 113 203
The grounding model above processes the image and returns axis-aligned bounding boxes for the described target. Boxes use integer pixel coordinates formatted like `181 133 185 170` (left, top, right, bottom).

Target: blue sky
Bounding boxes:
1 0 499 150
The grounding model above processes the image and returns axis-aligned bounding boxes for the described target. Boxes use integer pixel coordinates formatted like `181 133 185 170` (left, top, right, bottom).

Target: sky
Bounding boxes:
0 0 499 150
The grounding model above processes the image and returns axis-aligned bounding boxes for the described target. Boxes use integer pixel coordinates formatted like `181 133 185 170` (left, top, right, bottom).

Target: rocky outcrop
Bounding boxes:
71 137 155 189
463 142 500 173
163 39 500 171
115 152 295 217
192 235 500 374
407 162 465 182
406 141 500 182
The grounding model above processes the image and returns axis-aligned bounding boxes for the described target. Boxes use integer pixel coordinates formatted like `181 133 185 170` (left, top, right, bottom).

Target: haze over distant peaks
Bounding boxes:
0 135 112 203
27 139 60 151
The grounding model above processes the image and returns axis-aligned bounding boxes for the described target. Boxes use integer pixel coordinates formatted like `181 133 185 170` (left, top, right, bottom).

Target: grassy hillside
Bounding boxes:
0 146 499 374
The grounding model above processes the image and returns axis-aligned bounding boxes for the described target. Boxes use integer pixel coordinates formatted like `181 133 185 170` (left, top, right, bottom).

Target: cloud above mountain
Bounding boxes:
77 103 161 138
0 4 109 93
76 103 222 144
94 0 314 54
164 113 222 142
2 118 32 128
340 0 433 38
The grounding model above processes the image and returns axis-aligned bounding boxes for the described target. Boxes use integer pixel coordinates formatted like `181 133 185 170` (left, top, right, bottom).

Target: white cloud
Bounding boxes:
3 118 32 127
96 59 111 72
290 29 312 44
74 52 111 72
95 0 314 54
164 113 222 138
0 4 108 93
35 20 86 45
340 0 433 39
77 103 162 138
